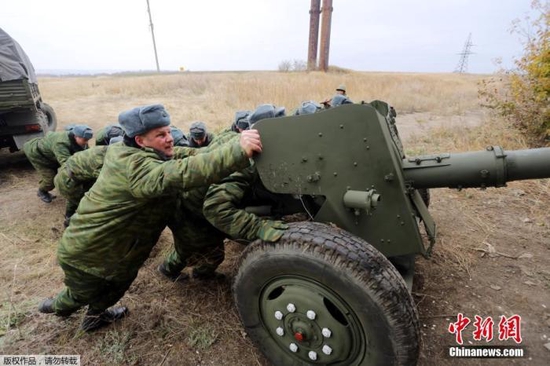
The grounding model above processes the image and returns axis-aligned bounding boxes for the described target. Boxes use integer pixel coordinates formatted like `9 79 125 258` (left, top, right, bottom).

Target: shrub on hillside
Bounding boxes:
479 0 550 147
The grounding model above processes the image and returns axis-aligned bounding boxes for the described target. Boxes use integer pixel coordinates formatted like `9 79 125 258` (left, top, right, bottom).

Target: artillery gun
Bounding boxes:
232 103 550 365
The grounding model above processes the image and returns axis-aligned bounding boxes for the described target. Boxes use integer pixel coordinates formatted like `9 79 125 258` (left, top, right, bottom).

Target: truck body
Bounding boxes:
0 28 56 152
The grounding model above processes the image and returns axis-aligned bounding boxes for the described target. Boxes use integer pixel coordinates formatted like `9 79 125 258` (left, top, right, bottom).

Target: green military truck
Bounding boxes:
0 27 57 152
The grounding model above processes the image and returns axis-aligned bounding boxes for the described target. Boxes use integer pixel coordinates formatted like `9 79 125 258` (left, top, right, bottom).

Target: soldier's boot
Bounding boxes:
38 298 55 314
80 306 129 332
157 263 189 282
63 208 76 228
37 189 54 203
191 268 226 281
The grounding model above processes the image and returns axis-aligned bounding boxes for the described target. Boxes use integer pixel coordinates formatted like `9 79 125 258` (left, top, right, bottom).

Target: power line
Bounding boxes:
454 33 474 73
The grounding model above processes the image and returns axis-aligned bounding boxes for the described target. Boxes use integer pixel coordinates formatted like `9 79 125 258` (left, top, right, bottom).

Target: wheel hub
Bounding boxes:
260 276 365 364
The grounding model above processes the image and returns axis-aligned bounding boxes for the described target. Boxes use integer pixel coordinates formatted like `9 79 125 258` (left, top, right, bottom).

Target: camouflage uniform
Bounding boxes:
203 164 288 243
23 131 87 192
161 130 240 276
51 136 250 315
54 145 108 219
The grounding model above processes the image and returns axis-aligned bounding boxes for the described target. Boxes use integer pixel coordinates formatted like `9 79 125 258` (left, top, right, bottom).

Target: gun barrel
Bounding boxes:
402 146 550 189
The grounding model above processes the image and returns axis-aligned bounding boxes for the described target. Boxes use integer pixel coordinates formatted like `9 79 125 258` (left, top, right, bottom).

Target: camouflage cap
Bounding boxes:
119 104 170 138
72 124 93 140
189 121 207 139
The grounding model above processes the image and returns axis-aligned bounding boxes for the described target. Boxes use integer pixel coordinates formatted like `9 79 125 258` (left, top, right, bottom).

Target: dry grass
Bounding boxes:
38 71 487 136
1 70 548 365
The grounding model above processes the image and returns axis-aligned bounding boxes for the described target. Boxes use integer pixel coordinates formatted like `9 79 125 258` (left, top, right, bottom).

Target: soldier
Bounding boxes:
158 104 286 281
230 110 252 133
54 145 108 228
37 104 262 332
170 126 190 147
321 84 352 108
188 121 214 148
95 124 124 146
24 125 93 203
336 84 347 96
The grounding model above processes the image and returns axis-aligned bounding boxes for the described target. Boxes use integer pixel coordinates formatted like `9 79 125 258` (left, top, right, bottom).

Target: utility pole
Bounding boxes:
454 33 474 74
146 0 160 72
318 0 333 72
307 0 321 71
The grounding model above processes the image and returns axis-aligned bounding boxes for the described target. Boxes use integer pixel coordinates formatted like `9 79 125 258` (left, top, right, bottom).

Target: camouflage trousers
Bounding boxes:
52 260 136 316
54 166 94 216
163 208 226 276
24 142 58 192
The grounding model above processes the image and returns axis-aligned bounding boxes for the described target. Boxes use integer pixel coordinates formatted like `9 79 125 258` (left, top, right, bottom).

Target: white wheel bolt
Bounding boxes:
308 351 318 360
322 328 332 338
306 310 316 320
275 311 283 320
289 343 298 352
322 345 333 355
286 303 296 313
276 327 284 336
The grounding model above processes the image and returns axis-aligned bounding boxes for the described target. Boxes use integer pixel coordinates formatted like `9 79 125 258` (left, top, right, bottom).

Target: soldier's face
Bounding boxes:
193 136 207 146
135 126 174 157
75 136 89 148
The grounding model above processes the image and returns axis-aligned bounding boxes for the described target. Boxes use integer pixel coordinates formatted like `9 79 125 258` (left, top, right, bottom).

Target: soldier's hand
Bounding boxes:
257 220 289 242
240 129 262 157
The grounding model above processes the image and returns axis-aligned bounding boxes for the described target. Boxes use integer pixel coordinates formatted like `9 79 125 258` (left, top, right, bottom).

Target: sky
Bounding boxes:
0 0 541 74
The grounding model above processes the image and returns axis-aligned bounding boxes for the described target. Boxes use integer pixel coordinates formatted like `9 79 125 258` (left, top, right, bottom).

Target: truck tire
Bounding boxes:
41 103 57 132
233 222 420 366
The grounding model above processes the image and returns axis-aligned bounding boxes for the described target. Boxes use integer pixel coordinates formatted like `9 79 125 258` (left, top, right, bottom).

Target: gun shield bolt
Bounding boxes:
276 327 284 336
306 310 316 320
308 351 318 361
333 172 338 177
289 343 298 353
318 133 323 137
274 311 283 320
286 303 296 313
301 157 308 162
322 345 333 355
322 328 332 338
353 162 358 166
340 124 344 129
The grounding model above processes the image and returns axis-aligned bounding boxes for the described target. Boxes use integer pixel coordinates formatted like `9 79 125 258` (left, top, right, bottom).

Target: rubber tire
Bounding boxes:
234 222 420 366
41 103 57 132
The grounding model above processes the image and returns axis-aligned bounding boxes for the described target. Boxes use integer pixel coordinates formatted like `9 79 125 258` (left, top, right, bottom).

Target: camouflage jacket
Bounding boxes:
57 137 249 280
24 131 86 165
179 130 238 212
203 164 280 241
64 145 108 182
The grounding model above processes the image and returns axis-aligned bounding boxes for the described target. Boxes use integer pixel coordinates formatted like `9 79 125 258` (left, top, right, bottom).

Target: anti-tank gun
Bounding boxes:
232 103 550 366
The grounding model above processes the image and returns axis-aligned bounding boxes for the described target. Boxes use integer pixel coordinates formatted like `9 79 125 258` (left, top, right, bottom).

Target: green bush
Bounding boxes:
479 0 550 146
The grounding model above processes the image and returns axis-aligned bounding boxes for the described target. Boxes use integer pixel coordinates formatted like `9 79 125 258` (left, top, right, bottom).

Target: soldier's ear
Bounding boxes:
134 135 146 148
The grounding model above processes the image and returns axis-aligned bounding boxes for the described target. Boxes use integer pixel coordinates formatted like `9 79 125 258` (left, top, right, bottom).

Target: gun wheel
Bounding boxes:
234 222 420 366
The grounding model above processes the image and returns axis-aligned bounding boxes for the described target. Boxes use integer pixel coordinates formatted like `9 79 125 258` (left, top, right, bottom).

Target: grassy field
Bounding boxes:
1 71 548 366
